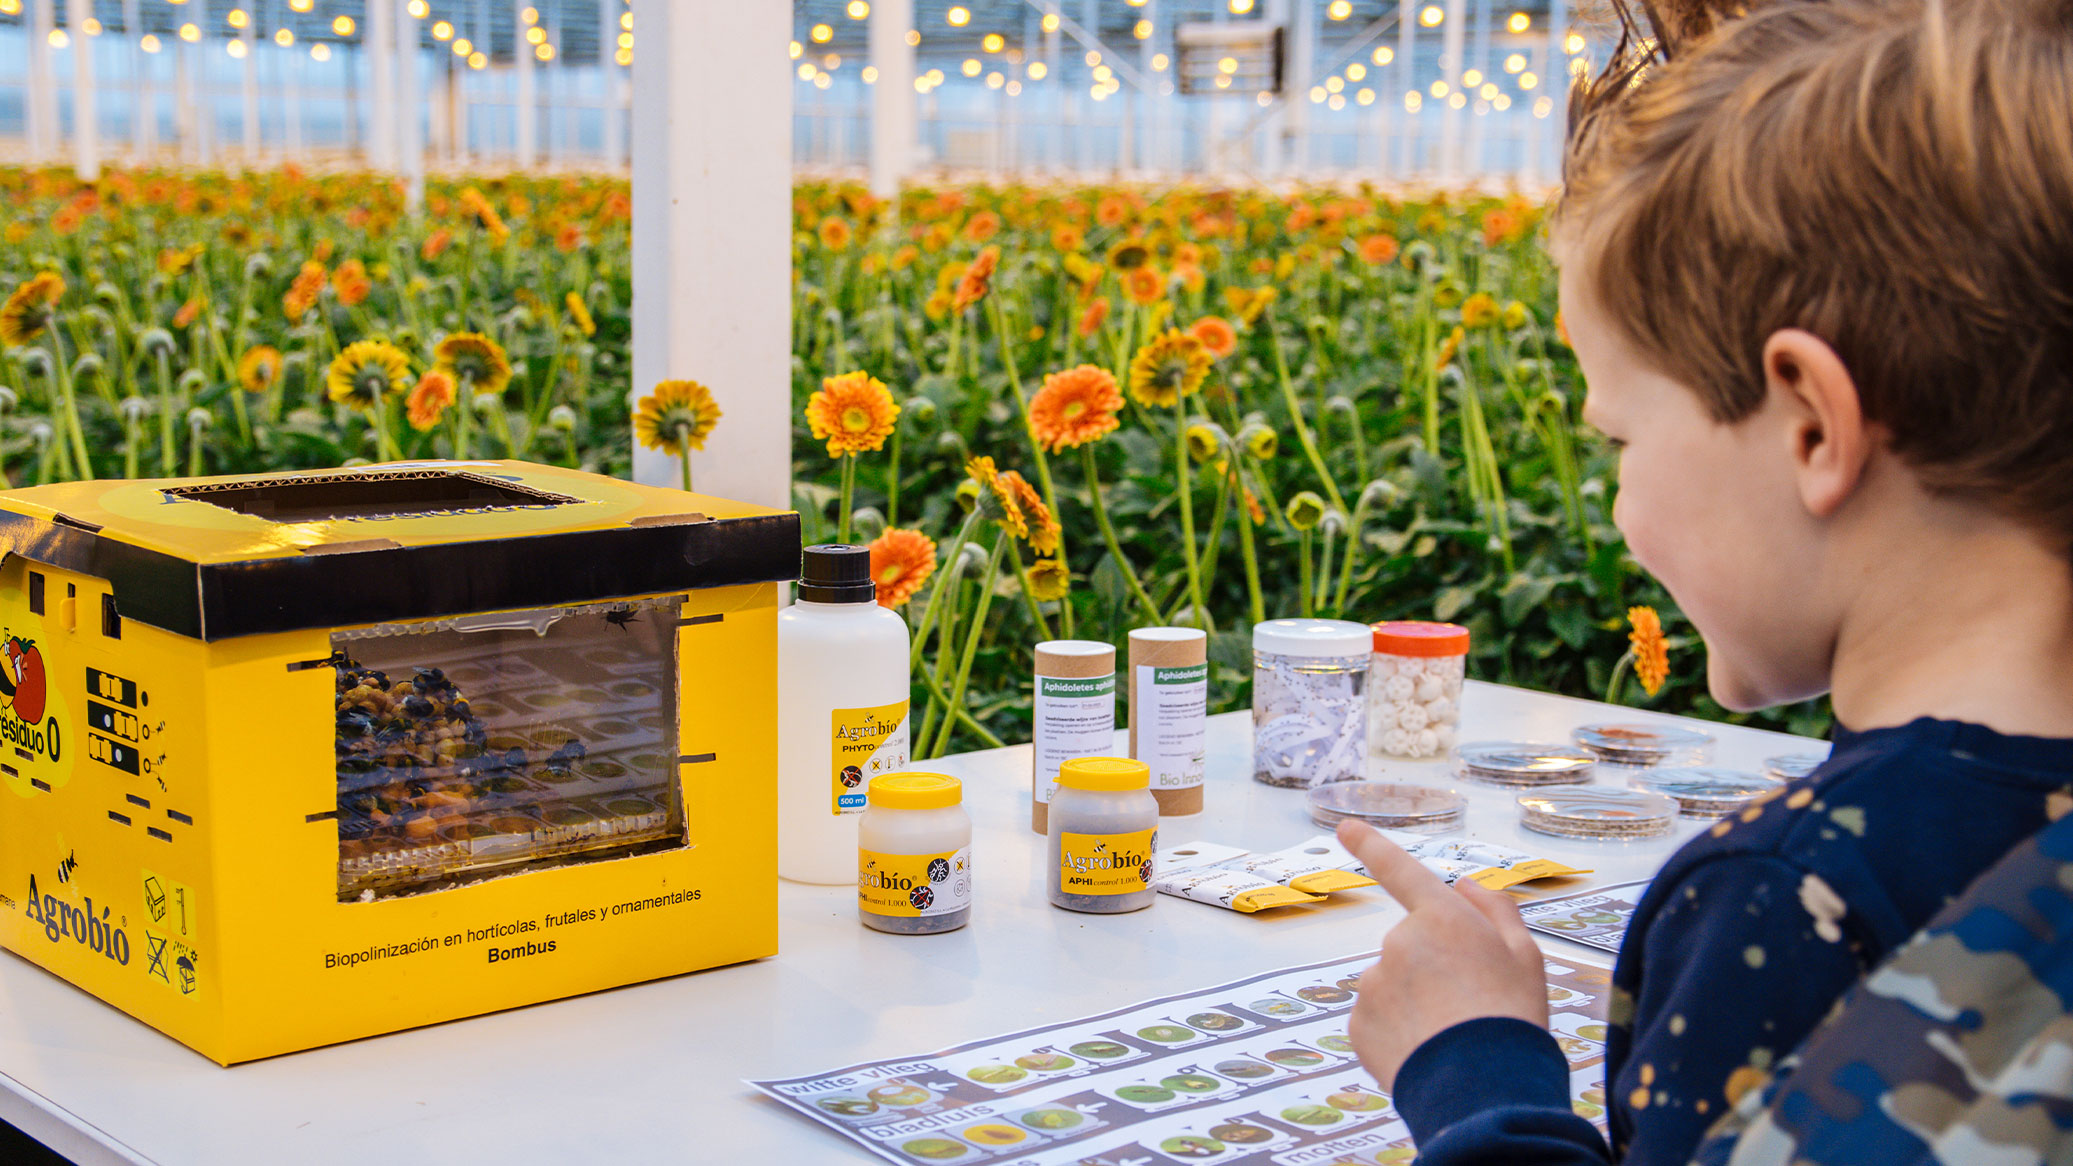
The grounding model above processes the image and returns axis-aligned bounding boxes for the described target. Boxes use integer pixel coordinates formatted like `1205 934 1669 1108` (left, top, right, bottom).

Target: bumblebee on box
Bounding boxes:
0 461 798 1064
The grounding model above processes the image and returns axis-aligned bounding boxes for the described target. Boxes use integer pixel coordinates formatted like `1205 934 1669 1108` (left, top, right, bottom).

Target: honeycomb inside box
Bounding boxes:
329 596 687 901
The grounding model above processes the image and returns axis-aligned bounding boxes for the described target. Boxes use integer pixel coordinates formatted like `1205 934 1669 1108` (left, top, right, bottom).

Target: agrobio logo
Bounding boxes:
0 634 58 761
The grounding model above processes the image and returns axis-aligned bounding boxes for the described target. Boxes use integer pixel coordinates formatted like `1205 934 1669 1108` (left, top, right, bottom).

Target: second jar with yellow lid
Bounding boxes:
859 772 972 934
1047 757 1159 914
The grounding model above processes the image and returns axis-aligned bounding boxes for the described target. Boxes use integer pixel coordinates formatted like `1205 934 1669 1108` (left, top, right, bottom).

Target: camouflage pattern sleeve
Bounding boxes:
1689 813 2073 1165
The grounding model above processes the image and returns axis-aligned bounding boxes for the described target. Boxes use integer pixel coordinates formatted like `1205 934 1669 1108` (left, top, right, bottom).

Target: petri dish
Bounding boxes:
1571 723 1715 768
1306 782 1467 833
1762 752 1827 782
1454 741 1597 787
1627 767 1782 818
1517 787 1679 840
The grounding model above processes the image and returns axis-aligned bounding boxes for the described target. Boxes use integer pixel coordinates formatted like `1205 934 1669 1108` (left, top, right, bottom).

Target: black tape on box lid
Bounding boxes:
0 509 803 642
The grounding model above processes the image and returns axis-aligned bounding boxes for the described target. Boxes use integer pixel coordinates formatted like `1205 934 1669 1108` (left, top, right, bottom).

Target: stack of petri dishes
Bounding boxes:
1453 741 1598 788
1762 753 1827 783
1571 723 1715 768
1516 787 1680 840
1626 767 1782 818
1306 782 1468 833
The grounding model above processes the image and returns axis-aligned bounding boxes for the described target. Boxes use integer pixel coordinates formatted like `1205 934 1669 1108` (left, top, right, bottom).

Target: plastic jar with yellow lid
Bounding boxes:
858 773 972 934
1047 757 1159 914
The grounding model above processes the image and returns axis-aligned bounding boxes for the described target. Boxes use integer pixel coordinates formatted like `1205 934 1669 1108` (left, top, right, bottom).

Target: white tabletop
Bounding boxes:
0 681 1818 1164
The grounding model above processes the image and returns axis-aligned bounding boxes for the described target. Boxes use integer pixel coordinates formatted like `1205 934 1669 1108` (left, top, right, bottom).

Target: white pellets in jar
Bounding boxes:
1368 622 1469 760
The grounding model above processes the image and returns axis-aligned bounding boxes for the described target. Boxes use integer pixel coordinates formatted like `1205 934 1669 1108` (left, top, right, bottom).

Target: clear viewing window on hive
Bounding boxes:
330 597 686 901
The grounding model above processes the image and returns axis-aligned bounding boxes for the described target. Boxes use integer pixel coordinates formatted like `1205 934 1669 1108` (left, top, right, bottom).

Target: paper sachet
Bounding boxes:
1227 839 1380 894
1329 830 1592 890
1152 842 1323 913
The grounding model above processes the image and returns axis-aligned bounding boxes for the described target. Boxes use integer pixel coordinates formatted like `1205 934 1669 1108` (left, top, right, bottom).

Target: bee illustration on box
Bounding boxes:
55 849 77 884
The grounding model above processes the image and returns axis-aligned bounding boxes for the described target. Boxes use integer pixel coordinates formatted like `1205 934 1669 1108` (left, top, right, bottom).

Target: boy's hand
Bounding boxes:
1337 820 1552 1092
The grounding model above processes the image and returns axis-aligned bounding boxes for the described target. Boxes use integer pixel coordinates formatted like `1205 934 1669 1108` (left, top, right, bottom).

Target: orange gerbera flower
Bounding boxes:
806 371 900 457
1358 234 1400 265
333 259 373 307
1436 325 1466 372
1028 365 1123 453
421 227 453 261
172 297 202 329
1077 296 1109 339
963 210 1001 242
868 528 937 608
1482 208 1523 247
406 370 457 431
965 455 1028 542
953 245 998 312
1629 606 1670 697
999 470 1059 555
1121 265 1165 306
1051 223 1084 252
818 216 853 251
282 260 326 319
1128 329 1212 408
1189 316 1238 359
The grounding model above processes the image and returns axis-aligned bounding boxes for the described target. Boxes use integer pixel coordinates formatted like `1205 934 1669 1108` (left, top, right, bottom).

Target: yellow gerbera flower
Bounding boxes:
0 271 64 347
1127 329 1212 408
433 331 514 396
325 340 411 413
1027 557 1070 602
633 379 723 452
237 346 283 394
806 371 900 457
564 292 596 338
1461 292 1500 328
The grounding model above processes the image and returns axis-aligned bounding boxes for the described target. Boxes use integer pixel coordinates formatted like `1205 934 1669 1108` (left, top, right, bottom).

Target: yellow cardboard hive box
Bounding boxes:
0 460 798 1064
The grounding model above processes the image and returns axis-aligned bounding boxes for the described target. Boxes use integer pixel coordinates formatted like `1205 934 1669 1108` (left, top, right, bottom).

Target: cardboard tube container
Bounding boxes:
1129 627 1209 816
1031 640 1117 834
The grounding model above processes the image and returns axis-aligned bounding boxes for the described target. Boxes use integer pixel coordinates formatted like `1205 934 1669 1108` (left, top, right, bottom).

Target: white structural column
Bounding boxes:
1043 3 1061 170
124 0 150 159
25 0 53 162
1465 0 1491 177
1283 0 1314 175
367 0 394 168
282 37 303 161
1439 0 1466 179
629 1 790 510
1396 0 1417 173
240 20 259 161
1541 0 1567 185
515 1 537 169
601 1 624 171
398 2 425 206
866 0 916 195
1135 0 1155 174
66 0 99 181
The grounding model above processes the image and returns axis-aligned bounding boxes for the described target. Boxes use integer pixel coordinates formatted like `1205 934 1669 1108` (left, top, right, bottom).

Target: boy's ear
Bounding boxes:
1763 328 1871 519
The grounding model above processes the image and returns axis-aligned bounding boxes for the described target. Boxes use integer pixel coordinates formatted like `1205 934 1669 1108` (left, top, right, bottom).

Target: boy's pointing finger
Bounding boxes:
1336 820 1454 913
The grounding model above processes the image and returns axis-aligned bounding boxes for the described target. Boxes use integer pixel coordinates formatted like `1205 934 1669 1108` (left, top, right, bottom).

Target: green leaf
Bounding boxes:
1433 584 1478 622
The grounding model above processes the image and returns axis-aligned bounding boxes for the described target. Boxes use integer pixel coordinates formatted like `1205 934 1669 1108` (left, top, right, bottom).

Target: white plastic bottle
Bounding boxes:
778 544 912 884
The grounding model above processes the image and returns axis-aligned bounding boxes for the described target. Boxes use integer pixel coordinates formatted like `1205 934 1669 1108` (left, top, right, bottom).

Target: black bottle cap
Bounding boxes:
798 544 877 604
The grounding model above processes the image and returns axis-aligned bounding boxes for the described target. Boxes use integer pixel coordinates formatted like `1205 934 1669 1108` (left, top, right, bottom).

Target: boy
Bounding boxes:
1340 0 2073 1161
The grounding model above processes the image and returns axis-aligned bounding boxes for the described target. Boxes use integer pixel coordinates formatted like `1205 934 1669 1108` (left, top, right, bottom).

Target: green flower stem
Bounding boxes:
1297 529 1314 618
676 432 694 493
1604 648 1634 707
121 413 141 479
929 533 1007 759
1265 314 1344 515
1005 537 1054 642
1078 443 1162 624
909 645 1005 749
152 351 177 476
836 452 857 544
885 422 902 527
228 382 254 450
1183 459 1235 623
1315 520 1338 614
1172 407 1208 631
986 294 1065 559
371 403 402 462
908 509 983 671
1419 309 1442 456
44 326 91 480
1332 493 1377 615
1235 467 1266 625
914 556 966 751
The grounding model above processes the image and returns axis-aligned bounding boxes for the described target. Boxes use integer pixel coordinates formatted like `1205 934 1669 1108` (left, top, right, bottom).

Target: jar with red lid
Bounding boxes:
1369 621 1470 760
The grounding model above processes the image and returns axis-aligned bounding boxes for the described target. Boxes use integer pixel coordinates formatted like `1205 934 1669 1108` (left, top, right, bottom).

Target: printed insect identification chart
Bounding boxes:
1517 879 1654 956
750 950 1615 1165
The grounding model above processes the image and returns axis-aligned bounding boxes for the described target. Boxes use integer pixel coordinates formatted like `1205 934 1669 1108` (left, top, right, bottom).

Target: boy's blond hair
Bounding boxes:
1560 0 2073 550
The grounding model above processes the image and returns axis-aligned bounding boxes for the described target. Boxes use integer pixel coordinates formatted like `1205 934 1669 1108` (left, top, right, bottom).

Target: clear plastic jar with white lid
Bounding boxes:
858 773 972 934
1369 620 1470 760
1252 619 1371 789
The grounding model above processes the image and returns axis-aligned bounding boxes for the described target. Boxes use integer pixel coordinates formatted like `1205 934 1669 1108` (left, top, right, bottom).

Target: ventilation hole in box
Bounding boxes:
162 469 580 522
146 827 172 842
108 810 131 826
167 809 193 825
126 793 150 808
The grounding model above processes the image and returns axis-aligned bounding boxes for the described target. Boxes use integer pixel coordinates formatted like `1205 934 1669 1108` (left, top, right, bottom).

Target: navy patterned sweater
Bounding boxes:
1389 718 2073 1165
